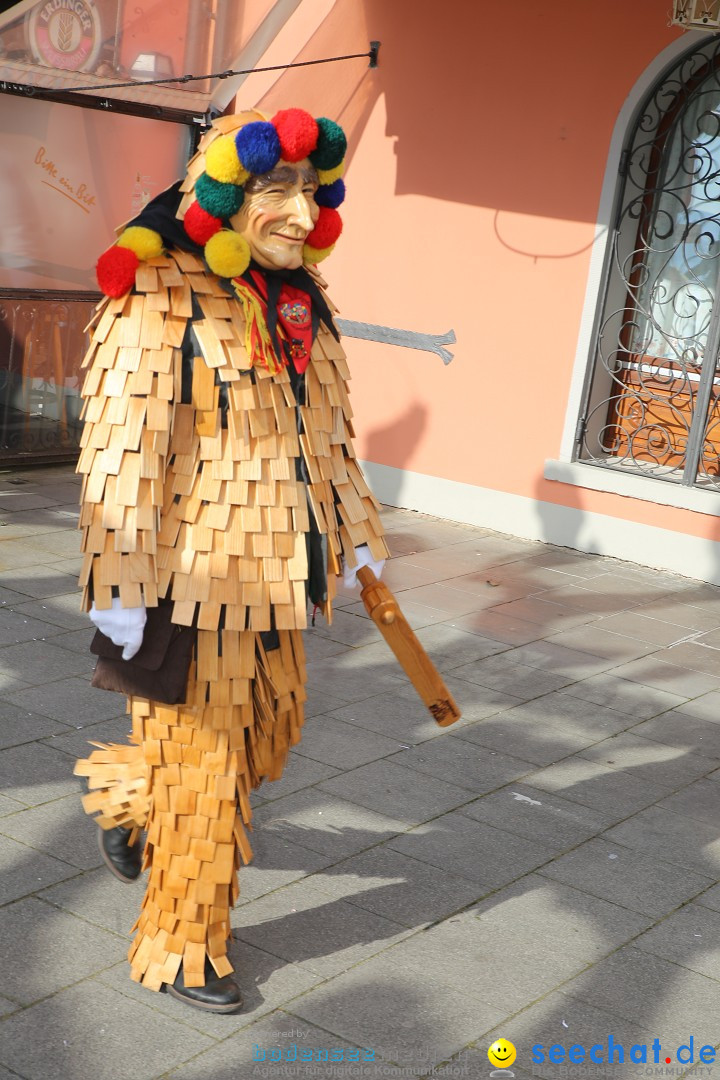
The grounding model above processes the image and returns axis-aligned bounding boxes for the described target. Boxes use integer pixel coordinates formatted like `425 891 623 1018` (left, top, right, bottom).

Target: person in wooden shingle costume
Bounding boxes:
74 109 388 1013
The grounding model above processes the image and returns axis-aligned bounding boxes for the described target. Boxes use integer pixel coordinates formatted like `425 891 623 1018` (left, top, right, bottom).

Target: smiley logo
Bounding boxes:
488 1040 517 1069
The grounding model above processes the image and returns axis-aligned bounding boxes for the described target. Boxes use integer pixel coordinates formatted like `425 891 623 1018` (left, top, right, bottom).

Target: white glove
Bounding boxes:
343 544 386 589
89 597 147 660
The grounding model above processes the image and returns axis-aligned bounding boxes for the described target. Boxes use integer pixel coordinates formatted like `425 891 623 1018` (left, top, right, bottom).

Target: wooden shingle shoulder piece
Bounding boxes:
78 250 388 625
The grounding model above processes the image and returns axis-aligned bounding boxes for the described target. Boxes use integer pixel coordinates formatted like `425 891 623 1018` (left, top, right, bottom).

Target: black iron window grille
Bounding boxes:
579 35 720 491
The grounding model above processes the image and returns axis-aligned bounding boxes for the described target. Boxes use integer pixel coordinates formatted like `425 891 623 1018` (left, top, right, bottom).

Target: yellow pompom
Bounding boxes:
205 135 249 185
316 160 345 185
205 230 251 278
303 242 335 265
116 226 164 260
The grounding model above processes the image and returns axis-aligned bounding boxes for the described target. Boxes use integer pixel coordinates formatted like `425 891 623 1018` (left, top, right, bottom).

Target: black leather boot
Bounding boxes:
167 960 243 1014
98 825 142 883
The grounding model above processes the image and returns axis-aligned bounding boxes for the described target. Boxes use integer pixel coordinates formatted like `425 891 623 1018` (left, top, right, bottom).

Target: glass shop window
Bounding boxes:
0 93 189 462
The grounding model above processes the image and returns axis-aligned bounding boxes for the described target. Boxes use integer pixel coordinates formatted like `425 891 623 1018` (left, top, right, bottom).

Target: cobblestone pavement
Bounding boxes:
0 466 719 1080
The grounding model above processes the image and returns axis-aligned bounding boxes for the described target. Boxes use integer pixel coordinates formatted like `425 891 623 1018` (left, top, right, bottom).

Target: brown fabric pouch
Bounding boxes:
90 603 197 705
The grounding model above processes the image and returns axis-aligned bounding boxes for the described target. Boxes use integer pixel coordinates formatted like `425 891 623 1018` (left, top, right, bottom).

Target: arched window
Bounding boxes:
578 35 720 491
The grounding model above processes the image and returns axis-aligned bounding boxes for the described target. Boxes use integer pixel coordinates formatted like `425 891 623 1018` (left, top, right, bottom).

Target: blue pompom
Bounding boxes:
235 121 281 175
314 177 345 209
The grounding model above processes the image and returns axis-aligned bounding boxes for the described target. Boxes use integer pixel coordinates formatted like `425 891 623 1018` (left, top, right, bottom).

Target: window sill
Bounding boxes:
544 459 720 516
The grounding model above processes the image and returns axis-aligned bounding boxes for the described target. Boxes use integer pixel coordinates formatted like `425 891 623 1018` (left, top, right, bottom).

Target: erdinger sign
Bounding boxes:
28 0 102 72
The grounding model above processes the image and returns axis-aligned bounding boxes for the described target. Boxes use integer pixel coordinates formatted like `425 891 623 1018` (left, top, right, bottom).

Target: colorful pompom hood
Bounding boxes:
97 108 347 299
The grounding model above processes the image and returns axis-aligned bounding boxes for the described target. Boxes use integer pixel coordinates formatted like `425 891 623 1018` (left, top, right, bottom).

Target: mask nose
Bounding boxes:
287 192 314 233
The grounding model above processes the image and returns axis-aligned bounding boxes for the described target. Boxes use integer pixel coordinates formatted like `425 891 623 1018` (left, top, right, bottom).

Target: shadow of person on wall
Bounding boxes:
362 401 427 510
532 469 592 567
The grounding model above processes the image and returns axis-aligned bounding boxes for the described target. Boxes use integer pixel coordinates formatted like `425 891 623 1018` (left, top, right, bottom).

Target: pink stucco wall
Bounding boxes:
236 0 719 543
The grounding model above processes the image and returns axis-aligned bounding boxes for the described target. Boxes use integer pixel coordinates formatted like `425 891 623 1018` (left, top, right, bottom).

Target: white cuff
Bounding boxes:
343 544 386 589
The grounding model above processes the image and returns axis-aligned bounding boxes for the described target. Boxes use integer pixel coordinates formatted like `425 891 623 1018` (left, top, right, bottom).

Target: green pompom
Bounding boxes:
309 117 347 171
195 173 244 218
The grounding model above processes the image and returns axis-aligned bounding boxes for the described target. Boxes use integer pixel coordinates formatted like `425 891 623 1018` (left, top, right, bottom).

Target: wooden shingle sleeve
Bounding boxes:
76 262 187 611
304 308 389 571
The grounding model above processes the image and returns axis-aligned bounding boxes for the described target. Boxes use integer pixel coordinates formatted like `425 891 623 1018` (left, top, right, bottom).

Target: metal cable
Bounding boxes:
30 47 379 96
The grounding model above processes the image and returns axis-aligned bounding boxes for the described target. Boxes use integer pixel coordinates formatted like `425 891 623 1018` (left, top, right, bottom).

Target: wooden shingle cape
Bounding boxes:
77 251 388 632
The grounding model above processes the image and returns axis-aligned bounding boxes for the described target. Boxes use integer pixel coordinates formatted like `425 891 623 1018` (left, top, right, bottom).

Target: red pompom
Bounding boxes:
306 207 343 250
272 108 319 163
183 201 222 245
96 245 139 298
